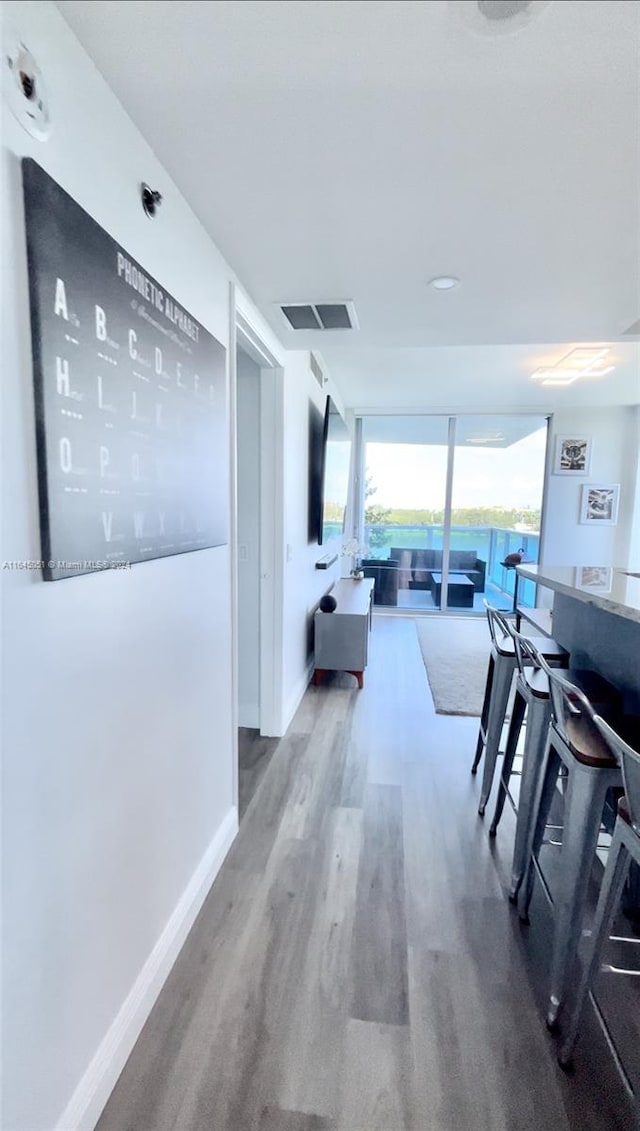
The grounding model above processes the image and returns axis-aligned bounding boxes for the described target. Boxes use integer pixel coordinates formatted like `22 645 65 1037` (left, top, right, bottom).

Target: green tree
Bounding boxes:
364 474 392 549
370 505 540 532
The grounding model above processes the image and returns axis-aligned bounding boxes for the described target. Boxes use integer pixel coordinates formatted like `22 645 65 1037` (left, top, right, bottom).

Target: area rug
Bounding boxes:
415 616 490 716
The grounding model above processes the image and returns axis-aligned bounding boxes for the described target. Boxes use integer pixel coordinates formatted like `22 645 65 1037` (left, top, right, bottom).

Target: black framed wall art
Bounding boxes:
22 159 228 581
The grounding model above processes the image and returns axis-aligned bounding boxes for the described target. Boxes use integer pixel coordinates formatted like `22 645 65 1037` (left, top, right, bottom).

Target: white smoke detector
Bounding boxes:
3 32 51 140
452 0 553 37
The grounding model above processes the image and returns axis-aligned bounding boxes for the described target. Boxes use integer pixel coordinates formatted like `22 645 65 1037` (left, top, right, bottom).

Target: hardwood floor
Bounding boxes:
238 728 279 820
97 617 635 1131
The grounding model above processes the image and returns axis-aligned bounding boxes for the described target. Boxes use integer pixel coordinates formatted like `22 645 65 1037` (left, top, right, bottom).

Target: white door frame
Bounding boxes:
228 286 285 809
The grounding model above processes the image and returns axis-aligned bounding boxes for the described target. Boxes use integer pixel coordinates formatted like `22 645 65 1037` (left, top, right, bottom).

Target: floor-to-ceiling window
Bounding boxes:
359 417 450 609
357 415 548 614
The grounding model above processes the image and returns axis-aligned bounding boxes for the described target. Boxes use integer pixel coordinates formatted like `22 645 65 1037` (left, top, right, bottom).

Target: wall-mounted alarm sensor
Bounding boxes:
3 32 51 140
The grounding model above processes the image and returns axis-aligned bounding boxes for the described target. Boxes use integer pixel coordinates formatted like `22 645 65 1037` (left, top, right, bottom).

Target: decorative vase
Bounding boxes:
319 594 337 613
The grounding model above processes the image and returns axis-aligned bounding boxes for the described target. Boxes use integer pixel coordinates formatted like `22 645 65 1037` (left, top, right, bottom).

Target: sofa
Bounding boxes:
389 548 486 594
360 558 400 606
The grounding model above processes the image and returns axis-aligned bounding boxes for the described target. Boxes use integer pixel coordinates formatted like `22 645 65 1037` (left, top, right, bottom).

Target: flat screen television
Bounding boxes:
308 400 325 543
321 397 351 545
308 395 352 545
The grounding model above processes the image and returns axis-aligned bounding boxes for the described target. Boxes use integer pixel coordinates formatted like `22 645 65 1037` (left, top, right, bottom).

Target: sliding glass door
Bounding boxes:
360 417 449 610
447 417 547 612
358 415 548 614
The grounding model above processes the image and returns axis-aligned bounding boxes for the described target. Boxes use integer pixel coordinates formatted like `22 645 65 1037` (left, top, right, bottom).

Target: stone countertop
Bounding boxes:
516 564 640 625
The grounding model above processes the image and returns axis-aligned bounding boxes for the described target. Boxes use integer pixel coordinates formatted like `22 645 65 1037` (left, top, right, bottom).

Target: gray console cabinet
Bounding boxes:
313 578 374 689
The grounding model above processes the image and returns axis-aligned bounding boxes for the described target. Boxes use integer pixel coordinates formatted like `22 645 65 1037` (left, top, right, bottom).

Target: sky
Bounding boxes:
365 426 548 510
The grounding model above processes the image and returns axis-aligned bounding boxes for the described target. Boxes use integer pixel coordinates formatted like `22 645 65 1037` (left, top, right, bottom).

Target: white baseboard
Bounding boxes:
281 658 314 735
55 807 238 1131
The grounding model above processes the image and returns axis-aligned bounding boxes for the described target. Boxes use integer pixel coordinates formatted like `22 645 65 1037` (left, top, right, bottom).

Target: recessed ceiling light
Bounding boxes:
429 276 460 291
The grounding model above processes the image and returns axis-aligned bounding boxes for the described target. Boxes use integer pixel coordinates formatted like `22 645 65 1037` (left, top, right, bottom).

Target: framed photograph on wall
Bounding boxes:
575 566 612 593
553 435 592 475
579 484 620 526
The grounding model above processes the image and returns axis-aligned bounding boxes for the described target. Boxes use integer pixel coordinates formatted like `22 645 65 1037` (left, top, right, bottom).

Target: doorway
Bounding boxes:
357 414 548 614
236 344 262 728
232 304 285 822
235 342 280 817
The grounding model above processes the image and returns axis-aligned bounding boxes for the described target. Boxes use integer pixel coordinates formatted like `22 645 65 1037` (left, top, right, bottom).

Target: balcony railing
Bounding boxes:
356 523 540 612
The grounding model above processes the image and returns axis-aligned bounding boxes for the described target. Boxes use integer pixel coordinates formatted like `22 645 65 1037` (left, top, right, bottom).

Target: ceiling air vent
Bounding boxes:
281 304 320 330
279 301 357 332
315 304 352 329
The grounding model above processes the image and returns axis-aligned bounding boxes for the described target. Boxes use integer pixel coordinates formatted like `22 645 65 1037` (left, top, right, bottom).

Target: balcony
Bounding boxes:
359 524 540 613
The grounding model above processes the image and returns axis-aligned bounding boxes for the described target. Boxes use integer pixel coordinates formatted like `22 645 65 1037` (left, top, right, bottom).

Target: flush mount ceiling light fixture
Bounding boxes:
530 346 615 387
452 0 554 38
429 276 460 291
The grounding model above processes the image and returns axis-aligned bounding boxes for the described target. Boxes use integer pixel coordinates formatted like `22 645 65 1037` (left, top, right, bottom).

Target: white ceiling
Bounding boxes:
322 340 640 411
362 414 546 447
56 0 640 409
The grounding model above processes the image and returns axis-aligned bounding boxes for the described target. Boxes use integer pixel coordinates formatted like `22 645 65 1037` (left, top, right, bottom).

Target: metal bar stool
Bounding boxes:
472 602 568 817
490 632 549 842
559 715 640 1086
489 633 620 910
518 662 622 1029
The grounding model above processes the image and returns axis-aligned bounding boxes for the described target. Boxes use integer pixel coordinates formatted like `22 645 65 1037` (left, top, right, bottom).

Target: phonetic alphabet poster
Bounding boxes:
22 158 228 581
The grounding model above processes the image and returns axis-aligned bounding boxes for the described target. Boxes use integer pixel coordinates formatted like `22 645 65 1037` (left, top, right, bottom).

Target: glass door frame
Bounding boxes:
440 416 456 613
353 412 549 616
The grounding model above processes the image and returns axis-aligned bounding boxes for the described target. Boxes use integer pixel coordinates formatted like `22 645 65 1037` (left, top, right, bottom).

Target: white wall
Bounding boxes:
281 359 345 728
622 405 640 567
0 4 332 1129
1 6 235 1129
236 348 261 727
543 406 639 568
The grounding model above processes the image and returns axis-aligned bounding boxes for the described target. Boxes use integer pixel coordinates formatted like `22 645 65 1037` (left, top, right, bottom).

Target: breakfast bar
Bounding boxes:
516 564 640 712
515 563 640 1092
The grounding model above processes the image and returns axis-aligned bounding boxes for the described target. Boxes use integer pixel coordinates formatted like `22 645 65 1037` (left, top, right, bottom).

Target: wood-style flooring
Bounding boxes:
238 728 279 820
97 617 636 1131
